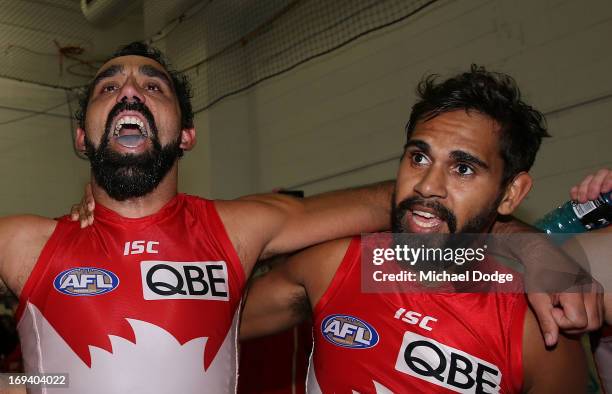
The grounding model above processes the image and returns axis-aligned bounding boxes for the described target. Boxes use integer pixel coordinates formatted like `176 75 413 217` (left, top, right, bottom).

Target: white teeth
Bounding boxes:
413 210 436 219
412 215 438 228
113 116 146 136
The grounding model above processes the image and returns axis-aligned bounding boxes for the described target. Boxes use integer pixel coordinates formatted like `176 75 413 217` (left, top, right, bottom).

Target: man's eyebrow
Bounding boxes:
450 150 489 169
139 65 172 88
91 64 123 89
404 139 430 153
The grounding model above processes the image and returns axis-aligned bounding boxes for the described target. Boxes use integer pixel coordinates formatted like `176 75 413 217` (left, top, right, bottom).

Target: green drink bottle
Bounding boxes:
535 191 612 234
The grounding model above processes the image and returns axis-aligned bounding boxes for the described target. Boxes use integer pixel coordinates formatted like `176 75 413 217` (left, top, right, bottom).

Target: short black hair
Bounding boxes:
75 41 193 130
405 64 549 184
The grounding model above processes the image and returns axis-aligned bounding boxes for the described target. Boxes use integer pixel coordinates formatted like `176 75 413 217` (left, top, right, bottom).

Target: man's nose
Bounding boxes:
116 77 145 104
413 166 447 199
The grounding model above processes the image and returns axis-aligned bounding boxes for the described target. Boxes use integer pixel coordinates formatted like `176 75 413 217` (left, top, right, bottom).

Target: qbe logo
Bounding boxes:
395 331 501 393
54 267 119 296
321 314 379 349
141 261 229 301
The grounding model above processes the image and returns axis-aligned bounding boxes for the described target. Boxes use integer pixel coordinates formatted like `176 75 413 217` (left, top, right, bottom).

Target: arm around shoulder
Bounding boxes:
218 181 392 267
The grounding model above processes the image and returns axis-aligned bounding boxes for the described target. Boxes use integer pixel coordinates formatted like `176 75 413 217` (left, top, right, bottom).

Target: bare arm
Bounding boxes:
489 216 602 345
217 181 392 270
0 215 56 295
522 307 587 393
563 227 612 325
240 259 309 340
240 237 351 340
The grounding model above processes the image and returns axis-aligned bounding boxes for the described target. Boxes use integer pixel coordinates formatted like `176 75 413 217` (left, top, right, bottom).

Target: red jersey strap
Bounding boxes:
312 236 360 316
204 198 245 286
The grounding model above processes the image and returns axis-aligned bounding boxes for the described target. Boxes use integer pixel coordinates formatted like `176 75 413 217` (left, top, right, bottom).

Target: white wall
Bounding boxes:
196 0 612 222
0 78 89 217
8 0 609 219
0 0 145 217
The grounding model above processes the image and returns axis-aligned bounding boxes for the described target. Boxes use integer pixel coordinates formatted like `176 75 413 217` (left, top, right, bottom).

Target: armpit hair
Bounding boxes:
290 291 312 321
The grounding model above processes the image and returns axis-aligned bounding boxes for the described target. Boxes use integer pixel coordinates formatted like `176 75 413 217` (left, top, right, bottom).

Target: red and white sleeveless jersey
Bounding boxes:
307 237 526 394
16 194 245 394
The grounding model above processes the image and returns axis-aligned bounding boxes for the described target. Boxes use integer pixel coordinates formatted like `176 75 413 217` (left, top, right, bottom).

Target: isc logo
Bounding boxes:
124 240 159 256
393 308 437 331
54 267 120 296
141 261 229 301
395 331 502 393
321 314 379 349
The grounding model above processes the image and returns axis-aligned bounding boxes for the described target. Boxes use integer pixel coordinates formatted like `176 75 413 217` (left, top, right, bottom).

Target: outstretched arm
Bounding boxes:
215 181 392 269
71 181 393 271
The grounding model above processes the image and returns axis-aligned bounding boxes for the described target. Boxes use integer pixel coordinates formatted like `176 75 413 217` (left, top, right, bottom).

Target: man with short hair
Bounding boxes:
0 42 395 393
240 66 589 393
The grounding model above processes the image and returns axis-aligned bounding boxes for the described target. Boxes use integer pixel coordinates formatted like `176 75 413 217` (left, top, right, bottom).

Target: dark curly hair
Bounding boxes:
75 42 193 130
405 64 549 184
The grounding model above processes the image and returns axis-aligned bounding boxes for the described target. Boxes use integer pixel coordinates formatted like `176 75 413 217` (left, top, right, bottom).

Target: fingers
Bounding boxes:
575 174 594 203
604 171 612 194
527 293 559 346
553 292 588 333
70 204 80 221
79 202 94 228
569 185 579 201
586 168 611 201
578 282 604 333
572 168 612 202
85 183 95 208
72 183 96 228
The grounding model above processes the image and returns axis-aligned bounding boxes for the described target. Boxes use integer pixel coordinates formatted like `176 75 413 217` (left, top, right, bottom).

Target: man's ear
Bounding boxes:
75 127 87 156
497 172 533 215
180 128 196 151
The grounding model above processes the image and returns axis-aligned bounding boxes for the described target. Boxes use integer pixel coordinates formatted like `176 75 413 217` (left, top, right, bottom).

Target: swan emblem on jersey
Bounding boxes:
18 303 239 393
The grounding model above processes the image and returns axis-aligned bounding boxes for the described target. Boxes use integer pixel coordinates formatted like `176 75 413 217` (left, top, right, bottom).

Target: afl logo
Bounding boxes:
321 314 379 349
54 267 119 296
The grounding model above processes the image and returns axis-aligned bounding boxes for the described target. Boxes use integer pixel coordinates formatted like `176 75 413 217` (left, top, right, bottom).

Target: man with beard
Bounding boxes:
0 42 396 393
240 66 589 393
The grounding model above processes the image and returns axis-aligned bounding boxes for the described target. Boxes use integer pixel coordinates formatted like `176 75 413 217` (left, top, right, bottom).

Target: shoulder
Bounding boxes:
0 215 57 295
0 215 57 241
291 237 355 307
290 237 355 274
213 195 305 266
214 194 300 227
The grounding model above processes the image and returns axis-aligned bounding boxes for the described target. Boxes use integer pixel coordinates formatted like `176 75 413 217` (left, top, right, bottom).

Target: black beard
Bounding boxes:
392 195 458 233
390 192 500 269
391 193 500 234
84 100 183 201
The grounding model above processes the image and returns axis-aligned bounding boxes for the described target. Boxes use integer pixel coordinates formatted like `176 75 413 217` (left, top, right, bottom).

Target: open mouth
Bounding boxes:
111 114 150 148
408 208 445 232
